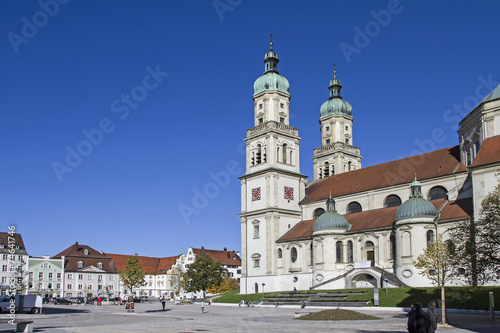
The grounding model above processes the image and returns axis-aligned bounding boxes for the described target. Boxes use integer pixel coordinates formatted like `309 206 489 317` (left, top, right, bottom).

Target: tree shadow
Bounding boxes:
144 309 172 313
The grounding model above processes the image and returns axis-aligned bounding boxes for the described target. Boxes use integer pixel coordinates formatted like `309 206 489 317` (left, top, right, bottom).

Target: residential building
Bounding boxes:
239 41 500 293
52 242 120 298
0 232 29 295
27 256 64 297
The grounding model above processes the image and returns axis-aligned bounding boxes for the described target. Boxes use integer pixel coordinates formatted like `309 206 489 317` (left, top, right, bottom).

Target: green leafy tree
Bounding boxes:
449 171 500 285
118 254 146 296
414 235 455 323
12 256 28 294
183 255 224 297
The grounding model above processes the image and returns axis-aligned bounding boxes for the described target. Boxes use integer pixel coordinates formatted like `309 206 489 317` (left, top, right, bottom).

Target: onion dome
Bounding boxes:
313 196 351 232
320 64 352 119
253 35 290 96
395 178 438 224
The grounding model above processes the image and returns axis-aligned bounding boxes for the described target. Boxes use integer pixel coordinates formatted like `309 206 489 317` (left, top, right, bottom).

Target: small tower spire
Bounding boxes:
263 33 279 74
329 61 342 99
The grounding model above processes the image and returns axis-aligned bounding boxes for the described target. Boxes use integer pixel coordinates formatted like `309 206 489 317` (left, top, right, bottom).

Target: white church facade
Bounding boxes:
239 40 500 294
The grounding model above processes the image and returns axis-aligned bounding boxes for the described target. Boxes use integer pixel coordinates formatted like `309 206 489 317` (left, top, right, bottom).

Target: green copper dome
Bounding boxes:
320 68 352 119
395 179 437 222
253 41 290 96
313 197 351 232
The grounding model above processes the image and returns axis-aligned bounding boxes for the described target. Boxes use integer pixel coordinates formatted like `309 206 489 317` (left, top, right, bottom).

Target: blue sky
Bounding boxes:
1 0 499 258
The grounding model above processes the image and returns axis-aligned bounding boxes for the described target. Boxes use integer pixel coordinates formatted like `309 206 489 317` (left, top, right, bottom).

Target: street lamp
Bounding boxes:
261 283 265 299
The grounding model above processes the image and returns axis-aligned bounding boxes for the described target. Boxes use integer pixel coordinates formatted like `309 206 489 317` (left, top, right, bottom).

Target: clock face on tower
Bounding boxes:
284 186 294 200
252 187 261 201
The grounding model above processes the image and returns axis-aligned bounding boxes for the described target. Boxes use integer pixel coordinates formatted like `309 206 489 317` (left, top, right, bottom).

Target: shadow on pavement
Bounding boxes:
41 306 91 314
144 309 172 313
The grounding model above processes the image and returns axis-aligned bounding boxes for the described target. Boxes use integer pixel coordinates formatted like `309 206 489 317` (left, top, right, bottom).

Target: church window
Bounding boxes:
345 125 348 131
474 140 480 157
290 247 297 263
323 162 330 178
280 117 285 124
346 202 362 214
256 144 262 164
446 240 455 255
384 195 402 208
283 144 287 163
325 139 330 144
345 138 350 144
280 103 284 108
253 224 259 239
347 241 353 262
402 232 411 256
251 254 260 267
318 167 323 179
259 104 263 110
313 208 325 219
426 230 434 248
427 186 448 201
277 249 282 259
258 117 263 125
336 241 343 263
390 235 396 259
326 126 329 131
348 161 352 171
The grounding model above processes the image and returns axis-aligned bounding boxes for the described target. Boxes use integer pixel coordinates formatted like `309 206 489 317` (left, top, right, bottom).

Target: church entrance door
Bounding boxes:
367 251 374 266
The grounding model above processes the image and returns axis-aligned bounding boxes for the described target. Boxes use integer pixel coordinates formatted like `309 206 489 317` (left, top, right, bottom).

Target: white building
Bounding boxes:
239 41 500 293
0 232 29 295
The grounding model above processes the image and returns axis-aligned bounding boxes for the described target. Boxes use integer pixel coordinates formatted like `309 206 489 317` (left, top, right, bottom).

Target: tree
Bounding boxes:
207 277 239 294
118 254 146 296
12 256 28 294
168 264 183 296
182 255 224 297
414 235 455 323
449 171 500 285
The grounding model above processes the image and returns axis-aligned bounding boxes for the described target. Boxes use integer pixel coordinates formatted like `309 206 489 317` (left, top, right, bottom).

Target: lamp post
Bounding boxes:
261 283 265 299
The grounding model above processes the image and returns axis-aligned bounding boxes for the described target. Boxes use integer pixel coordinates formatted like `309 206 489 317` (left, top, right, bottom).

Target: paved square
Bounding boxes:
0 302 498 332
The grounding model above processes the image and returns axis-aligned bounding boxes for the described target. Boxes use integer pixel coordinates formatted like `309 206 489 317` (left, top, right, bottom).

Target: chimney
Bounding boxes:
224 247 227 251
74 242 79 251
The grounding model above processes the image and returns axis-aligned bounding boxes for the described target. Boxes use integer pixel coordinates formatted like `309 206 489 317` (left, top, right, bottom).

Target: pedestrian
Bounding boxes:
200 300 205 314
161 296 166 311
426 301 437 333
97 296 102 306
407 302 430 333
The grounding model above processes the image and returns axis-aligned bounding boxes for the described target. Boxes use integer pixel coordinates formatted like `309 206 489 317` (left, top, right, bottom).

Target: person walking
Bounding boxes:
200 300 205 314
161 297 166 311
407 302 430 333
426 302 437 333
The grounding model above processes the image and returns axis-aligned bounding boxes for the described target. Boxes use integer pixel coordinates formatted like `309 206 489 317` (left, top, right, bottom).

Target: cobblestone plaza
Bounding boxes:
0 302 498 333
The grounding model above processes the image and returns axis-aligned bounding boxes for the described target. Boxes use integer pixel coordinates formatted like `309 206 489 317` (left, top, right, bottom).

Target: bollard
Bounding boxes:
489 291 495 321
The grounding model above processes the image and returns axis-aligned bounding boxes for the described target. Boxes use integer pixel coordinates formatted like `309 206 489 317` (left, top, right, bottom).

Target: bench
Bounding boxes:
0 320 34 333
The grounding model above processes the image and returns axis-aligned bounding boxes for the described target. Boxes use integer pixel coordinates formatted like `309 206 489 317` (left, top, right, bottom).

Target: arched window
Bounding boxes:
256 144 262 164
365 241 374 248
318 167 323 179
277 248 282 259
346 202 362 214
313 208 325 219
348 161 352 171
446 240 455 255
384 195 402 208
427 186 448 200
291 247 297 263
426 230 434 248
336 241 343 263
282 144 287 164
323 162 330 178
347 241 353 262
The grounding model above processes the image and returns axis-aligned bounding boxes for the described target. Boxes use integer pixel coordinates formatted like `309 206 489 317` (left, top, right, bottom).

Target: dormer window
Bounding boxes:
83 249 89 256
97 262 103 269
77 261 83 268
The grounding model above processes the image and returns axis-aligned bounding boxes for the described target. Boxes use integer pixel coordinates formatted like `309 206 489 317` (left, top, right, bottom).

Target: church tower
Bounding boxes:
312 65 362 179
239 36 307 294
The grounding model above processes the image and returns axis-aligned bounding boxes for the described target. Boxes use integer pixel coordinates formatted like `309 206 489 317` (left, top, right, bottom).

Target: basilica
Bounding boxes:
238 40 500 294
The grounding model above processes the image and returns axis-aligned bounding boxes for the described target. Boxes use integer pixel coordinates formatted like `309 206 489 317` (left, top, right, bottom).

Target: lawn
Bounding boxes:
214 286 500 310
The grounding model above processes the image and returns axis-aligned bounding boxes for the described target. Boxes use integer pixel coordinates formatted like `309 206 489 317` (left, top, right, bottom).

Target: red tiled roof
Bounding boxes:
52 243 117 273
303 146 466 204
0 232 27 253
105 253 180 275
192 248 241 266
277 198 471 243
470 135 500 168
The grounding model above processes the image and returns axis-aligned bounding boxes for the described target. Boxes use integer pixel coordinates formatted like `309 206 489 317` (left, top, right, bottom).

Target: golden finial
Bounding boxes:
269 33 273 50
333 62 337 75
